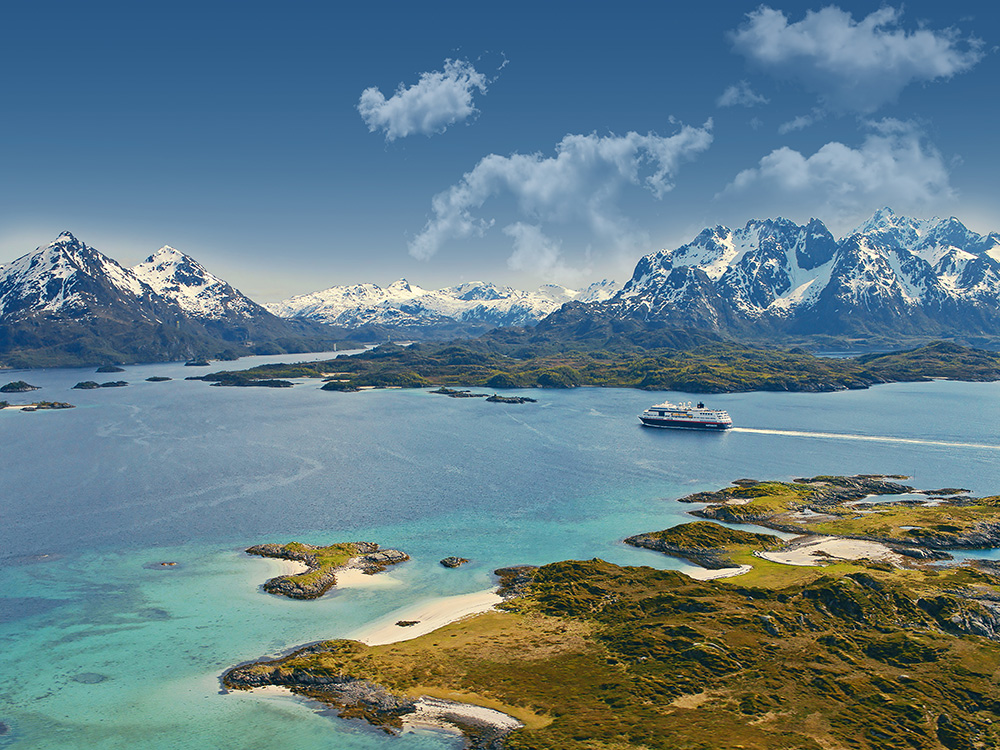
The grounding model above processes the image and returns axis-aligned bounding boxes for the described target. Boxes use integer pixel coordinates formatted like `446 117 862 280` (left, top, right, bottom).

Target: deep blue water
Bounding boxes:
1 354 999 749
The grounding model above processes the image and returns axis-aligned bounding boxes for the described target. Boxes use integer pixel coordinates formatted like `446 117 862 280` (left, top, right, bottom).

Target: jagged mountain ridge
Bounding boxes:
266 278 619 330
0 233 349 367
570 208 1000 340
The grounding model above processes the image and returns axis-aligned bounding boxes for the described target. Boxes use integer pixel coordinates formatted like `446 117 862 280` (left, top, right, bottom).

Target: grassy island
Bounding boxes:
246 541 409 599
194 340 1000 395
225 476 1000 749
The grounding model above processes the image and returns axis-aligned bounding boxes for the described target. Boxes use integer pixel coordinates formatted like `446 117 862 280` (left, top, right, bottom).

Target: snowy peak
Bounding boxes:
0 232 149 320
132 245 260 320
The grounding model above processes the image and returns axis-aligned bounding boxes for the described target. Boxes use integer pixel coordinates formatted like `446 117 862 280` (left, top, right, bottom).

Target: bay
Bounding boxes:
1 355 999 749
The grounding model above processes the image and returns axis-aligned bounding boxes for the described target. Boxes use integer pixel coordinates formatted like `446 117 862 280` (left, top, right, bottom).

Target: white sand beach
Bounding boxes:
758 535 901 566
352 589 503 646
683 564 753 580
403 696 523 734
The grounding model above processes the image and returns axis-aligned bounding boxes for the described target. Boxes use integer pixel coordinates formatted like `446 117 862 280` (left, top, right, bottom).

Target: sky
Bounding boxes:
1 1 998 301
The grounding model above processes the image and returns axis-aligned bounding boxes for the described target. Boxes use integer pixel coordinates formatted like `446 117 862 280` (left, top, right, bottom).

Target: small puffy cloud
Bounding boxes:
408 123 714 270
717 80 769 108
358 59 491 141
730 6 984 113
720 119 956 232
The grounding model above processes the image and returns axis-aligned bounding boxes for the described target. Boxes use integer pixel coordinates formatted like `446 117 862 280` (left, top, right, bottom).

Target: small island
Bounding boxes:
1 400 74 412
145 376 172 382
224 475 1000 749
246 541 409 599
430 386 488 398
96 365 125 373
72 381 128 389
0 381 40 393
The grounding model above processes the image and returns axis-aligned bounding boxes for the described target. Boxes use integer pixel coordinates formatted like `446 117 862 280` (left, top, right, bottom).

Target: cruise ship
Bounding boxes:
638 401 733 430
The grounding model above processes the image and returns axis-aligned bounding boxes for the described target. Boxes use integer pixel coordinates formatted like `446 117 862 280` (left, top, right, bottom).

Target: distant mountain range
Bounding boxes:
3 209 1000 367
540 208 1000 346
266 278 619 334
0 232 349 367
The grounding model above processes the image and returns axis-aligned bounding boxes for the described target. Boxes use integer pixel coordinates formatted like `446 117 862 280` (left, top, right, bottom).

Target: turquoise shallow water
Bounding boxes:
2 355 999 748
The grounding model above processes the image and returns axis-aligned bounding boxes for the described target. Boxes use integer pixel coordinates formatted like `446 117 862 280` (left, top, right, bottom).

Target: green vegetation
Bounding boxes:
228 558 1000 749
246 542 360 599
194 341 1000 395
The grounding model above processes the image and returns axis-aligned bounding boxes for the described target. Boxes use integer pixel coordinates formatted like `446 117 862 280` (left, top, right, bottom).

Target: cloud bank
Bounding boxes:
720 119 955 232
358 59 491 141
408 123 714 275
730 6 984 113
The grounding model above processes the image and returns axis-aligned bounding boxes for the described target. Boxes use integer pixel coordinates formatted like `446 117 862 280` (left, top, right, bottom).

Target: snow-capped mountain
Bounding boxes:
132 246 266 322
0 231 162 322
573 208 1000 339
267 278 619 330
0 233 347 367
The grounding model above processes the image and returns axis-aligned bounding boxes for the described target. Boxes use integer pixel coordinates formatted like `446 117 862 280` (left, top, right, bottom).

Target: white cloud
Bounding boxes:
777 109 824 134
730 6 984 113
720 119 956 232
503 223 583 281
408 123 714 267
717 80 769 108
358 59 491 141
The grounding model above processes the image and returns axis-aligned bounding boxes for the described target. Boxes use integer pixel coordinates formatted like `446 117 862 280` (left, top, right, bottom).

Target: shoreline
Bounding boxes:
351 588 503 646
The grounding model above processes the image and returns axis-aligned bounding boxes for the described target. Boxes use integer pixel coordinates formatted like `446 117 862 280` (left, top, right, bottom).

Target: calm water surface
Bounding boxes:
1 354 999 749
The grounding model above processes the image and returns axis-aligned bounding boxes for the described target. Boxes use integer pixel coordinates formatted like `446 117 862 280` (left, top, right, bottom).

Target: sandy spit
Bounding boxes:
352 589 503 646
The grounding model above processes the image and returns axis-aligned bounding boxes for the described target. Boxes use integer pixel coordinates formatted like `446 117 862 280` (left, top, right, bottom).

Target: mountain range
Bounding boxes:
0 232 349 367
265 278 619 335
542 208 1000 346
3 209 1000 367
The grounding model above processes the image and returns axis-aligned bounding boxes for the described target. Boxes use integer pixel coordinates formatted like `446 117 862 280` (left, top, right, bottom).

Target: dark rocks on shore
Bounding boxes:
96 365 125 373
624 532 735 570
495 565 537 599
395 620 420 627
0 381 40 393
440 557 470 568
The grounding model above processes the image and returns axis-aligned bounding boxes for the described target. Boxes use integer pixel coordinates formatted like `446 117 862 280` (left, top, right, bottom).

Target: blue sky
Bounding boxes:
1 1 997 300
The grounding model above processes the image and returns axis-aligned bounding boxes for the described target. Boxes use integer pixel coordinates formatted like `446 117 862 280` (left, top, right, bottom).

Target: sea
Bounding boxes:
1 351 999 749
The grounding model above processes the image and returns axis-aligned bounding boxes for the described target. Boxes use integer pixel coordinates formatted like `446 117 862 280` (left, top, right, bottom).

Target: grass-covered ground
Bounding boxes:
225 477 1000 748
229 557 1000 749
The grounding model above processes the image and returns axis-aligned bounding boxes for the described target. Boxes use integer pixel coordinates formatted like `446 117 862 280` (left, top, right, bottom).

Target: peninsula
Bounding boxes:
224 475 1000 749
